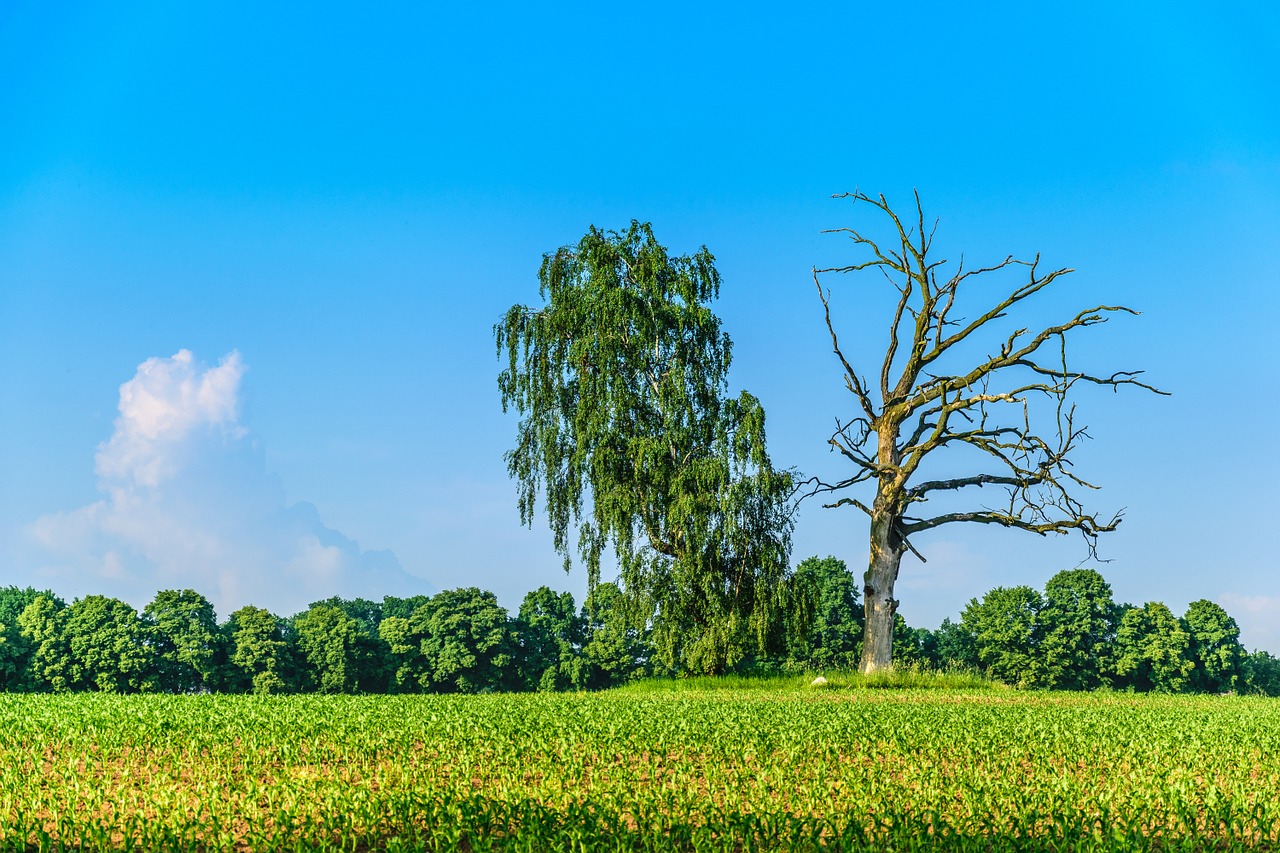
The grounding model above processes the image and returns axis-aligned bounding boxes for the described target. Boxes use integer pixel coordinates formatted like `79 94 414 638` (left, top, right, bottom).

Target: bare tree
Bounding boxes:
809 191 1165 673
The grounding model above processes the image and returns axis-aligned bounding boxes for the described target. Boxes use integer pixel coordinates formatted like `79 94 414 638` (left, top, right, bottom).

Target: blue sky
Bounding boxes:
3 3 1279 647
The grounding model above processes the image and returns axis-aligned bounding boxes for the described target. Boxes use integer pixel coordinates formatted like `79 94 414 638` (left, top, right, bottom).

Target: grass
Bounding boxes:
616 665 999 693
0 682 1275 850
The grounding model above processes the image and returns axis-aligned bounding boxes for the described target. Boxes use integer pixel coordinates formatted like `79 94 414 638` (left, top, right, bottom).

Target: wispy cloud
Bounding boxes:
30 350 431 618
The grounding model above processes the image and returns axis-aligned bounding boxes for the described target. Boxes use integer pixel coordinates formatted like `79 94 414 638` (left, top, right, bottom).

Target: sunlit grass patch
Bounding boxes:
1 688 1276 850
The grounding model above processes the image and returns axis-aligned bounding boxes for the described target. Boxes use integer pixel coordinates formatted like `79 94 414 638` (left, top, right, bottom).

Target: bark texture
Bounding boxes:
861 505 904 673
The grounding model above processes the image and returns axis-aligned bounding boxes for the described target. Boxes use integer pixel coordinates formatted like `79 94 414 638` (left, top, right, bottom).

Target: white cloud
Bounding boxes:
30 350 431 618
96 349 245 487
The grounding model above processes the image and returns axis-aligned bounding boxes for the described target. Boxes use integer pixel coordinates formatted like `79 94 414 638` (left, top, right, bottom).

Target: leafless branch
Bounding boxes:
812 189 1166 560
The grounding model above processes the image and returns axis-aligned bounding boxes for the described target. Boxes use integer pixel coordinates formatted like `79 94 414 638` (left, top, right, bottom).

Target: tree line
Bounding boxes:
2 561 1276 695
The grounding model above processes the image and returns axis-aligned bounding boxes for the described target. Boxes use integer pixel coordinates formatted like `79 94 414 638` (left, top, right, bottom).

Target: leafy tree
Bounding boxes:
16 594 71 692
580 582 650 689
496 222 794 675
1182 599 1244 693
1110 602 1193 692
310 596 383 635
1038 569 1117 690
961 586 1044 687
381 595 432 622
225 605 291 694
931 618 978 670
781 556 862 672
0 587 59 691
143 589 222 693
62 596 154 693
301 597 390 692
514 587 584 692
1241 649 1280 697
293 604 368 694
808 192 1163 671
378 596 435 691
383 588 515 694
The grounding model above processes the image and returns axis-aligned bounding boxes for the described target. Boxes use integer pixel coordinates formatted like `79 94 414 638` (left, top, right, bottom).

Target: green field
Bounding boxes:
2 682 1277 851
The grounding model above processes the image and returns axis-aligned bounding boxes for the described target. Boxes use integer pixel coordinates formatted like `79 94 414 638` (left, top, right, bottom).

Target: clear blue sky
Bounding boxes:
3 2 1278 647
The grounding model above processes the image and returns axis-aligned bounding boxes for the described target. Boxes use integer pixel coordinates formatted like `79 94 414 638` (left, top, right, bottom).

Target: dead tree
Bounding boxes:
809 191 1165 673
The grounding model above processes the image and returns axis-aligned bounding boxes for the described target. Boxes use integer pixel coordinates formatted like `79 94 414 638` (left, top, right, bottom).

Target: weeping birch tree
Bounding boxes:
810 192 1165 673
496 222 794 673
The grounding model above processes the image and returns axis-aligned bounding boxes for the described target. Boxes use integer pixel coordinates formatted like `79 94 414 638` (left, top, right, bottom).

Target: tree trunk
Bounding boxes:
860 508 904 673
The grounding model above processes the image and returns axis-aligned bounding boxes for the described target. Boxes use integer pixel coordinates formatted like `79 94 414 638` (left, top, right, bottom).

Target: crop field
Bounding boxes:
1 683 1278 851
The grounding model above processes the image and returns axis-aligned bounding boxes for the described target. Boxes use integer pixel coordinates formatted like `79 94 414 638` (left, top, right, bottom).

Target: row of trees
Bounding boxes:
0 584 645 695
771 562 1280 696
3 563 1276 695
934 569 1280 694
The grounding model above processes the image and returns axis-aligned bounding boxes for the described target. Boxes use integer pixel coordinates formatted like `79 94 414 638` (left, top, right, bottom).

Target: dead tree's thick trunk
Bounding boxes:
860 505 904 673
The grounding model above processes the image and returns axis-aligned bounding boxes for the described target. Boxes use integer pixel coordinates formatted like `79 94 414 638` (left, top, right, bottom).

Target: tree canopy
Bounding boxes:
0 573 1275 696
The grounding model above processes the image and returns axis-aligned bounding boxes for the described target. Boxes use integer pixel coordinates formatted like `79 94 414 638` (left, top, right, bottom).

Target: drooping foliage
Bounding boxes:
496 221 794 674
579 582 650 689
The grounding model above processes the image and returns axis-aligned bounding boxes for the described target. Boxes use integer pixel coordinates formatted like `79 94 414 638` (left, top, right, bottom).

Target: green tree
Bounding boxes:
496 222 794 675
1038 569 1117 690
382 588 514 694
1241 649 1280 697
1181 599 1244 693
514 587 584 692
62 596 154 693
378 595 435 691
961 586 1044 687
580 582 650 689
931 618 978 670
809 192 1163 672
303 597 391 692
16 594 71 692
143 589 222 693
293 604 367 693
782 556 862 671
378 613 425 693
310 596 382 634
381 595 432 622
0 587 60 691
225 605 291 694
1110 602 1193 692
